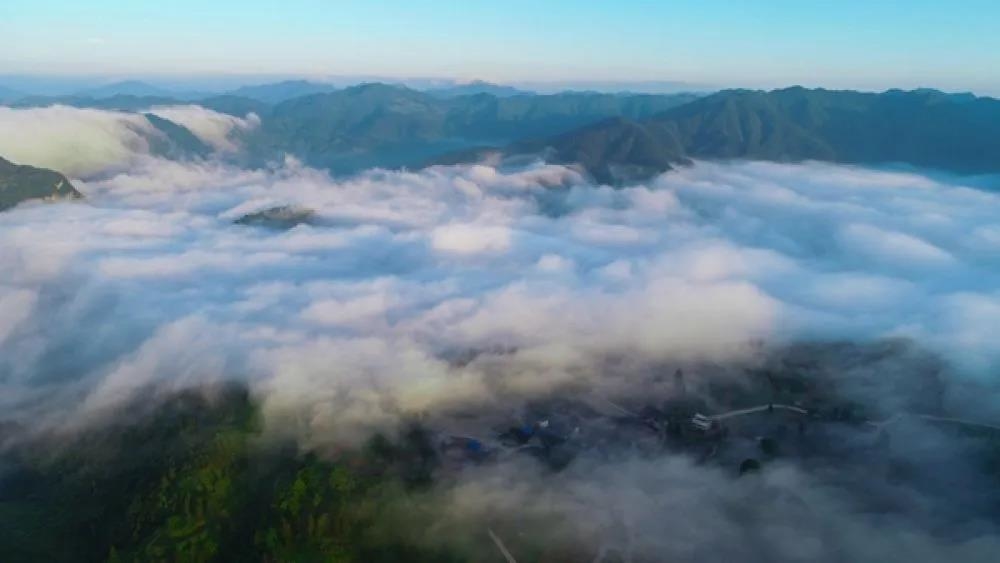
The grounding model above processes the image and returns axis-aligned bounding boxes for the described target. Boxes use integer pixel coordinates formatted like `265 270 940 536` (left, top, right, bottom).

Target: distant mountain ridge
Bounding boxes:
5 83 1000 183
242 83 702 172
72 80 212 101
229 80 340 103
74 80 175 98
479 87 1000 183
2 82 699 175
10 94 181 111
427 80 531 98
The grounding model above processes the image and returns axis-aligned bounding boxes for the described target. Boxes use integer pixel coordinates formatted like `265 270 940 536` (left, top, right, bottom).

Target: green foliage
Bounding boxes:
0 386 464 563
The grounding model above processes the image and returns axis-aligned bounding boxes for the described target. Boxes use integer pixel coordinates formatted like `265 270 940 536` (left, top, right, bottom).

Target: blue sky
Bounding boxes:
2 0 998 93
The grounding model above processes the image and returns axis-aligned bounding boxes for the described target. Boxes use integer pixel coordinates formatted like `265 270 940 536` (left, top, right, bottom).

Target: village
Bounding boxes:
431 366 1000 480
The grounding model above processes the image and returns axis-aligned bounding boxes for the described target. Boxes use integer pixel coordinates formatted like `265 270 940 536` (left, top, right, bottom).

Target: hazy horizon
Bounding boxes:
4 0 1000 96
3 72 998 100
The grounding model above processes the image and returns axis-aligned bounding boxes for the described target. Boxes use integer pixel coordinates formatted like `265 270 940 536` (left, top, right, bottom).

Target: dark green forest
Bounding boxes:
0 386 474 563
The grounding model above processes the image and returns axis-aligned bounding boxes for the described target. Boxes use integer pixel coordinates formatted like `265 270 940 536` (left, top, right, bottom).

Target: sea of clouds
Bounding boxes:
0 105 258 176
2 104 1000 560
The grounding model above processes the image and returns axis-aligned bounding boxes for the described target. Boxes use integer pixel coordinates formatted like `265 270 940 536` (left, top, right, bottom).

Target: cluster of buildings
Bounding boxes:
432 371 819 475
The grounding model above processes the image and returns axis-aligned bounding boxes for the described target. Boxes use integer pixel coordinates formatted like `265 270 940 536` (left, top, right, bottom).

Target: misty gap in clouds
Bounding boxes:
2 105 1000 560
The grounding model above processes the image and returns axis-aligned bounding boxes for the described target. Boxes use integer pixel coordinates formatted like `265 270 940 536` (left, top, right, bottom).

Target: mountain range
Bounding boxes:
427 80 531 98
250 84 1000 181
240 83 701 172
228 80 341 103
486 87 1000 183
2 81 999 192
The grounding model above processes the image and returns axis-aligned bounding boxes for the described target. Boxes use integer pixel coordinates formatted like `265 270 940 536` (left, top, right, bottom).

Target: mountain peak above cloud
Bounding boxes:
0 155 81 210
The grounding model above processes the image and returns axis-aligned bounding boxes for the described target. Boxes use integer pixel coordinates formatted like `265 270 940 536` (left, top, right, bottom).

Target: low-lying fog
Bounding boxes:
2 105 999 561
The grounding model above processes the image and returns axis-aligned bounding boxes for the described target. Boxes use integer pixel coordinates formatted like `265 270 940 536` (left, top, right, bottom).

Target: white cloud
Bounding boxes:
0 105 158 177
302 293 395 327
535 253 575 273
0 104 260 178
146 105 260 152
0 145 999 435
3 145 1000 557
432 223 513 254
840 223 955 268
0 288 37 345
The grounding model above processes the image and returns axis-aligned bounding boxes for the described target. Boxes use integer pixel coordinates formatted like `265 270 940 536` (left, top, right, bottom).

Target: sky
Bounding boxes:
1 1 999 94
